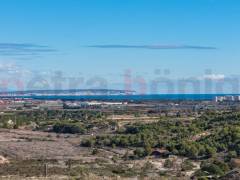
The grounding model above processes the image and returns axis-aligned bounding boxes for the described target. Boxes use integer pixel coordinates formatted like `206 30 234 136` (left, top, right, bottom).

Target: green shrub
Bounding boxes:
53 122 86 134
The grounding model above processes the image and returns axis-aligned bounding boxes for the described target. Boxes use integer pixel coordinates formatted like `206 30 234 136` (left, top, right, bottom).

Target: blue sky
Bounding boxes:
0 0 239 93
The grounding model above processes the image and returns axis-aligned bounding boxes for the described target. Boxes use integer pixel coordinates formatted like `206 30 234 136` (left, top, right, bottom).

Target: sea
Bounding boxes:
3 94 239 101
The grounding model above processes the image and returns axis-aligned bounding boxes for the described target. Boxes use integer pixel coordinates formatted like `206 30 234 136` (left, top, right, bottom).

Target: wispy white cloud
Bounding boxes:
201 74 225 80
87 44 217 50
0 43 56 57
0 63 32 76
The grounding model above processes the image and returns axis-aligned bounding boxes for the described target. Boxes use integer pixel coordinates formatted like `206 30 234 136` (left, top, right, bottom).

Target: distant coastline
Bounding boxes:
0 89 136 96
0 89 239 101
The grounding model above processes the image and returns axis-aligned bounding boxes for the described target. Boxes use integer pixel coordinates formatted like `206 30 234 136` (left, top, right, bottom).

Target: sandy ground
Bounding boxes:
0 129 92 160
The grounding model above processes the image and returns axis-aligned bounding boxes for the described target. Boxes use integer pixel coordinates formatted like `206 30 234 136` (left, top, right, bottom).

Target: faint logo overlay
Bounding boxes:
0 68 239 95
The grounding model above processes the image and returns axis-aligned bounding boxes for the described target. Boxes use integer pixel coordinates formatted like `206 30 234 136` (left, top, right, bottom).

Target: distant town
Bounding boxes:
215 95 240 102
0 92 240 115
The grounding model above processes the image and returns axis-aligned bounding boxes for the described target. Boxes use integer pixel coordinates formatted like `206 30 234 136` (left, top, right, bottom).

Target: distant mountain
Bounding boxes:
0 89 136 96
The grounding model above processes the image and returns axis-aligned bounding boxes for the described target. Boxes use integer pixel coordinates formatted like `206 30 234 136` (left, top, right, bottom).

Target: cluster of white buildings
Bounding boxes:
215 95 240 102
65 101 128 108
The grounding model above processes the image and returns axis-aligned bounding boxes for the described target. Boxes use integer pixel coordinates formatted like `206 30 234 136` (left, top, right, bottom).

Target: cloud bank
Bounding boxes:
87 44 217 50
0 43 56 56
202 74 225 80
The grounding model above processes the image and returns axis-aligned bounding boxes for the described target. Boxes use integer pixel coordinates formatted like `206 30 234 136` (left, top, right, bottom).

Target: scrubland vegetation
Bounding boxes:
1 109 240 179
